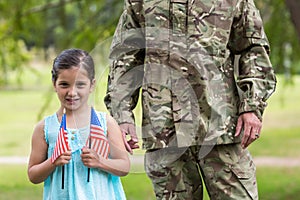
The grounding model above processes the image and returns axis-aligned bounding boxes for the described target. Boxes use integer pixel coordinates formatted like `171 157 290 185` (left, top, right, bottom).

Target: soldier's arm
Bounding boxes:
229 0 277 120
105 0 145 125
104 1 145 152
230 0 276 148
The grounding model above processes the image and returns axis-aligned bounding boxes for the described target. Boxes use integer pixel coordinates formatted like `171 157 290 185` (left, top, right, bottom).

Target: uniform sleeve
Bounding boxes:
104 1 145 124
228 0 277 120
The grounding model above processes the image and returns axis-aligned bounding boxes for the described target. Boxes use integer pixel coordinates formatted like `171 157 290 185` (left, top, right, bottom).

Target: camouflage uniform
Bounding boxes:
105 0 276 199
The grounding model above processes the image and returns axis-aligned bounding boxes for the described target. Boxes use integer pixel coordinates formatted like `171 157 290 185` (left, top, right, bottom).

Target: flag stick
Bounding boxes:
62 165 65 189
62 108 66 189
87 158 90 182
87 144 91 182
87 107 92 182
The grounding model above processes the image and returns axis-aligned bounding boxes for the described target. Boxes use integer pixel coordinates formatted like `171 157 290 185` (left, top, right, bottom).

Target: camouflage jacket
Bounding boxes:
105 0 277 150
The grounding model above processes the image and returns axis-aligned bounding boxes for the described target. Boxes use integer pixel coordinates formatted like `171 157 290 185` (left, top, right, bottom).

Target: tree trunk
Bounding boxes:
285 0 300 42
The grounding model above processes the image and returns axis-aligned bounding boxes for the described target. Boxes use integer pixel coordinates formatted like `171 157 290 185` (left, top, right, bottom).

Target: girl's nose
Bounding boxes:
68 86 77 96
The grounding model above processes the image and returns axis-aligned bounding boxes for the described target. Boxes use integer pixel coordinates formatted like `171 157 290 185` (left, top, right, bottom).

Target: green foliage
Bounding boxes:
1 0 300 87
10 0 123 51
256 0 300 76
0 36 32 87
0 0 123 87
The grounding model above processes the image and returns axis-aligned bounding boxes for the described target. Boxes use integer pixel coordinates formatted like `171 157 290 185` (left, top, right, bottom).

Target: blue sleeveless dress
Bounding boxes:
43 112 127 200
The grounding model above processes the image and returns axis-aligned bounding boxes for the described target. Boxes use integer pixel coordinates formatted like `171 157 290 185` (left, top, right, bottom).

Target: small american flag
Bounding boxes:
86 107 110 158
51 109 70 163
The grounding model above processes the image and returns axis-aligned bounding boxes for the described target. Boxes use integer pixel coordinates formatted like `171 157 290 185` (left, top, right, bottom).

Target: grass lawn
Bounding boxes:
0 165 155 200
256 167 300 200
1 164 299 200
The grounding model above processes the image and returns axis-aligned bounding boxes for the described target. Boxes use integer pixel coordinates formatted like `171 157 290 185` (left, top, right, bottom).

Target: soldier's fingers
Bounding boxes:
122 131 133 154
241 125 251 149
128 139 139 149
244 129 257 148
235 117 243 137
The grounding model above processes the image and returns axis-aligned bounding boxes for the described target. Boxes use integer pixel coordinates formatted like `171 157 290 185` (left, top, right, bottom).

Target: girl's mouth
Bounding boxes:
66 98 79 104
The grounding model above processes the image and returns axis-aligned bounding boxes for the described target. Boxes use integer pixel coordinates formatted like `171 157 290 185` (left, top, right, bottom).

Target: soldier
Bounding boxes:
105 0 277 199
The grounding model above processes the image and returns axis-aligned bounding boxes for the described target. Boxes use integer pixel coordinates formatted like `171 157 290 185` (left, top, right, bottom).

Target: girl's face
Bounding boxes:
53 66 95 112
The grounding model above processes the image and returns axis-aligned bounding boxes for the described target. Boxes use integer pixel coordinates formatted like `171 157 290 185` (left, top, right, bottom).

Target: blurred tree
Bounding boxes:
285 0 300 41
1 0 300 88
0 0 123 87
257 0 300 78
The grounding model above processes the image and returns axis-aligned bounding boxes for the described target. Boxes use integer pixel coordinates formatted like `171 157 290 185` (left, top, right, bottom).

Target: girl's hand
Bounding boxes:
53 150 72 166
81 147 102 168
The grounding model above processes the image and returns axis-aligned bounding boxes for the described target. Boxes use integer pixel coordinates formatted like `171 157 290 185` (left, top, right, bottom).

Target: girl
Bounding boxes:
27 48 130 200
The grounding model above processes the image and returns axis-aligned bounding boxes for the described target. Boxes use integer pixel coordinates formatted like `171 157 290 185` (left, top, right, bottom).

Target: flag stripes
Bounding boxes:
51 112 70 163
87 108 110 158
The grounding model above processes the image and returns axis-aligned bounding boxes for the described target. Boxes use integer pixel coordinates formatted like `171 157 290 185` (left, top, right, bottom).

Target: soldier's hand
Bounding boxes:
119 123 139 154
235 112 262 149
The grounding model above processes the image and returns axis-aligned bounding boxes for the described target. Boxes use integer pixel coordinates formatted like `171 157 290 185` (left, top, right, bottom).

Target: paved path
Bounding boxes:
1 156 300 167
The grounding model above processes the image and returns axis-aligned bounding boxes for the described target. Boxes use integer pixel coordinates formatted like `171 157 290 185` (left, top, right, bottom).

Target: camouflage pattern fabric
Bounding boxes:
105 0 276 150
145 144 257 200
105 0 276 199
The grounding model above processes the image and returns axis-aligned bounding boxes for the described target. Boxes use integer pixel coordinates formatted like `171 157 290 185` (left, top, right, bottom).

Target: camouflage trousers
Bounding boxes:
144 144 258 200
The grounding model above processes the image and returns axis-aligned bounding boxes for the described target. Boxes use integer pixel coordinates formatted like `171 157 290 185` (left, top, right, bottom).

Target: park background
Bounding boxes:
0 0 300 199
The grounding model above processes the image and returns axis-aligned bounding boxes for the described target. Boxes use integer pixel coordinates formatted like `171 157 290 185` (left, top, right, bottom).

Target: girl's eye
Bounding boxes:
77 82 87 88
59 82 69 88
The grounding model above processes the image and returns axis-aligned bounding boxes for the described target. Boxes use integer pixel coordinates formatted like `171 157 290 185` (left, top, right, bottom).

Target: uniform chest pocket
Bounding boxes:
171 0 188 35
187 1 234 38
